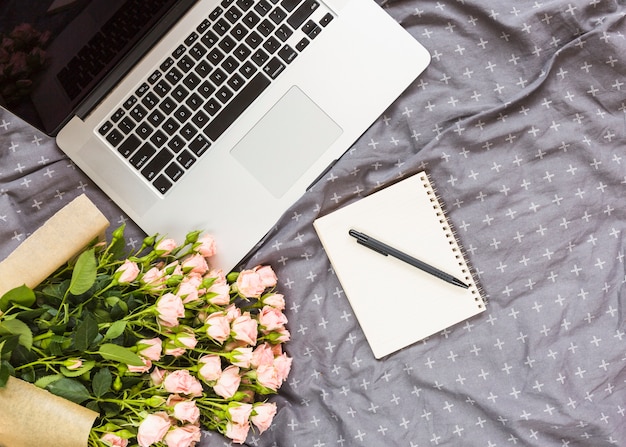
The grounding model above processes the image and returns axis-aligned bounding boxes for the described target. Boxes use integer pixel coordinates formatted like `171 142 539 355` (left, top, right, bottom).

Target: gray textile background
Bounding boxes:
1 0 625 446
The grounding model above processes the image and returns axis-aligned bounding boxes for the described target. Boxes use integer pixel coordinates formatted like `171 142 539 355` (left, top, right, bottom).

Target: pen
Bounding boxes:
348 229 470 289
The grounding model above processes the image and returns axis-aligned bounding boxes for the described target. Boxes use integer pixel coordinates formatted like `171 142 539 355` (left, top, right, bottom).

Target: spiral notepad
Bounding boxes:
314 172 485 358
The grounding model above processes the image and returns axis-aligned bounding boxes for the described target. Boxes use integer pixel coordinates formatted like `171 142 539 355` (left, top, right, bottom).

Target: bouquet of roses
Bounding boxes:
0 225 291 447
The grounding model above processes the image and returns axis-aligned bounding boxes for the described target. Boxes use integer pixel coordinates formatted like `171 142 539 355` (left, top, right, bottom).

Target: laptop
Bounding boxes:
0 0 430 270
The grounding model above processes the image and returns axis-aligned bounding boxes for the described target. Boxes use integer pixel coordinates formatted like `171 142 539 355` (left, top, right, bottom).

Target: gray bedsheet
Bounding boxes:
1 0 624 446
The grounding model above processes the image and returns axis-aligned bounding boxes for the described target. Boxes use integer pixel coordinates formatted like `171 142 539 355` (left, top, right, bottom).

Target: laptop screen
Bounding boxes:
0 0 181 135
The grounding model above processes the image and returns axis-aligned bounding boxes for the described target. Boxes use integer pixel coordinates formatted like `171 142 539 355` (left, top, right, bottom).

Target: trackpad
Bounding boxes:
231 86 343 198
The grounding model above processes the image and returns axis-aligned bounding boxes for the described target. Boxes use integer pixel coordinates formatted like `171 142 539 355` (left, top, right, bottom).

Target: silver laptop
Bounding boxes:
1 0 429 270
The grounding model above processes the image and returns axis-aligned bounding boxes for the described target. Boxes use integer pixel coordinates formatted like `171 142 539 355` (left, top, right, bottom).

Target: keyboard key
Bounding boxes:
119 117 136 134
245 31 263 48
168 135 185 153
189 134 211 156
130 143 156 169
275 24 293 41
106 129 124 147
142 148 173 180
263 57 286 79
201 30 219 48
236 0 255 10
296 36 309 51
319 12 334 26
153 174 173 194
281 0 302 12
176 149 196 169
243 11 261 28
263 36 281 54
216 86 234 103
225 6 242 23
165 162 184 182
204 72 270 141
174 105 193 123
99 121 113 136
136 122 154 139
111 108 125 122
278 44 297 63
255 0 272 15
163 118 180 135
288 0 319 28
118 134 141 157
269 7 287 24
257 19 275 36
130 105 148 121
141 92 158 109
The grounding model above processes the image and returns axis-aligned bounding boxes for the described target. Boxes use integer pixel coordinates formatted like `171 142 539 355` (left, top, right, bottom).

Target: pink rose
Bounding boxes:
182 254 209 275
228 403 253 425
137 412 171 447
225 422 250 444
150 367 166 386
137 338 162 361
224 304 241 322
251 402 277 433
258 306 288 332
156 293 185 327
141 267 166 290
156 238 177 255
100 433 129 447
116 260 140 284
198 355 222 382
127 357 152 373
207 282 231 305
251 343 275 368
231 347 253 368
273 326 291 343
273 353 292 383
261 293 285 310
197 234 217 257
256 364 280 391
164 424 201 447
64 358 82 370
177 274 203 303
172 400 200 424
163 370 203 397
235 269 266 298
205 312 231 343
254 265 277 288
231 313 257 345
214 365 241 399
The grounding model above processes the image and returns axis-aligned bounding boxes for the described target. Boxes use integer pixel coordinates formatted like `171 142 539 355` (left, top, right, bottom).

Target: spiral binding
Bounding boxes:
420 172 486 310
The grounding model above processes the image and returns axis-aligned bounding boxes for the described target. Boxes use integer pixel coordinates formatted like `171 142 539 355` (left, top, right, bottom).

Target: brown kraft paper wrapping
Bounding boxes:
0 194 110 297
0 376 99 447
0 194 109 446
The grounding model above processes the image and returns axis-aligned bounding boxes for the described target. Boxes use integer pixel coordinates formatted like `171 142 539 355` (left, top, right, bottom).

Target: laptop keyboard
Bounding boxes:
97 0 334 195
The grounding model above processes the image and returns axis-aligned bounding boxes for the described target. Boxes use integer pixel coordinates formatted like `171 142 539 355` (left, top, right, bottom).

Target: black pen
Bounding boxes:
348 229 470 289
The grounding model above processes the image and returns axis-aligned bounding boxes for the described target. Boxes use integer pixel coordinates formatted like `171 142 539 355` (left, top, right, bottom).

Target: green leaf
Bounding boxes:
0 284 36 311
34 373 63 388
98 343 144 366
74 312 99 351
0 319 33 351
92 367 112 398
0 360 12 388
104 320 127 340
60 360 95 378
46 377 91 403
69 248 97 295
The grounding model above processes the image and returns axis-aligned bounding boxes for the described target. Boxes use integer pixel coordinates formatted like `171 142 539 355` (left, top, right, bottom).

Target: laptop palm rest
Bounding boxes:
231 86 343 198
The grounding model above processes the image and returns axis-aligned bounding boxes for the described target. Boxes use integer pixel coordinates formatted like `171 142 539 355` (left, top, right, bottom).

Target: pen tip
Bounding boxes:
454 278 470 289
